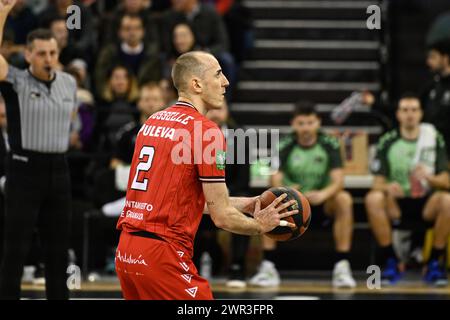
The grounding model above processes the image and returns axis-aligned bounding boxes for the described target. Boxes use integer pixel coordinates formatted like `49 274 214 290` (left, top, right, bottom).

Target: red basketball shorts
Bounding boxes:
115 231 214 300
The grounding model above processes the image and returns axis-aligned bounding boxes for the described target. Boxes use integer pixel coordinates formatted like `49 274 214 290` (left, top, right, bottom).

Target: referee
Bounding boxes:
0 0 77 300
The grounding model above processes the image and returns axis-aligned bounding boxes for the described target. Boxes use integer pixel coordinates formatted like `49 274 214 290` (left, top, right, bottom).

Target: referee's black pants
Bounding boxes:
0 151 71 300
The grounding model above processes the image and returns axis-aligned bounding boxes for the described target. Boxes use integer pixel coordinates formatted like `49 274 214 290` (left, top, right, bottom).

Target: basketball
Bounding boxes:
259 187 311 241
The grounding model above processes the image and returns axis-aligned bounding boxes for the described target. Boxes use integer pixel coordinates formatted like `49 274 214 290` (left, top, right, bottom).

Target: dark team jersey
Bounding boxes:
113 121 140 164
371 128 448 196
116 101 226 258
277 132 342 192
422 75 450 157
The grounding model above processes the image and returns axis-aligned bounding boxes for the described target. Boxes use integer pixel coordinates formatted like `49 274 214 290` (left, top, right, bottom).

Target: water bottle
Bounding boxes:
331 92 364 124
200 252 212 280
410 173 426 198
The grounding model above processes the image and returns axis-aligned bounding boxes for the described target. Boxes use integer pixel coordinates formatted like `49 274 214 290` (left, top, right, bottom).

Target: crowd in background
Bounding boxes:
0 0 450 283
0 0 253 275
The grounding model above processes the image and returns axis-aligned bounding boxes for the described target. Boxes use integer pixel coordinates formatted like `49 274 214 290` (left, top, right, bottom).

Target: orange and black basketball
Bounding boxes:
259 187 311 241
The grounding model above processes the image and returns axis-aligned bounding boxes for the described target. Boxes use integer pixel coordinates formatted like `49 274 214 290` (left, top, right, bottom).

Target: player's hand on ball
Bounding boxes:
253 193 298 233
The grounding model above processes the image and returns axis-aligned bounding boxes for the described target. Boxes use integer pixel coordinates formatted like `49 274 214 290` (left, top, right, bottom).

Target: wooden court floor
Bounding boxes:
20 274 450 300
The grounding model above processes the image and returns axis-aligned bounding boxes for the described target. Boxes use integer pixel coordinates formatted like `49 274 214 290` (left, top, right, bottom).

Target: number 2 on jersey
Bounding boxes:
131 146 155 191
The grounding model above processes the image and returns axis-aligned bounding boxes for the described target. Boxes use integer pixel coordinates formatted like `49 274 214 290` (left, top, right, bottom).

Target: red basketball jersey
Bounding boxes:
116 101 226 258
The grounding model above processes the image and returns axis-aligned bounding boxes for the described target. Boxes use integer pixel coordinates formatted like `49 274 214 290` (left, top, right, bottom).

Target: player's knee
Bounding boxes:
438 192 450 215
335 190 353 208
365 190 385 211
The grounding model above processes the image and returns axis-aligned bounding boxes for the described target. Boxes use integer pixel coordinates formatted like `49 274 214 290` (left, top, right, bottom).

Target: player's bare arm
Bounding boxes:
372 175 404 197
322 168 344 198
0 0 16 81
202 182 298 235
204 196 257 215
306 168 344 205
230 196 258 215
425 171 450 190
414 165 450 190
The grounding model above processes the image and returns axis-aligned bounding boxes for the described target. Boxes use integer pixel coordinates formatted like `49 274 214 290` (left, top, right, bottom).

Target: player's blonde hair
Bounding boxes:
171 51 213 93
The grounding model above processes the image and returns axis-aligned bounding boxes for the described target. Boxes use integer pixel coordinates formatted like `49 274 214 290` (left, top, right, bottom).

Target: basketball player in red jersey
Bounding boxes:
115 51 298 300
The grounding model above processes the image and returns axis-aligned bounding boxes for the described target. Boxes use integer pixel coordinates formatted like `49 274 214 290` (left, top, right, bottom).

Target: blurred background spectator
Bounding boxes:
39 0 96 58
93 64 139 168
49 16 84 68
161 0 236 99
162 21 198 77
95 13 161 97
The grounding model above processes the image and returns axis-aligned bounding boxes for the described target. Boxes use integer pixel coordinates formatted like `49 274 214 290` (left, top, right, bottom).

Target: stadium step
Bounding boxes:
232 0 384 138
253 19 379 40
240 60 380 82
249 39 380 61
244 0 378 20
235 81 380 103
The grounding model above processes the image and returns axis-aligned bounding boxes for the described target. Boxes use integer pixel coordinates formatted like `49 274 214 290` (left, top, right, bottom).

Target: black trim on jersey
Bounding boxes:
176 101 198 112
199 176 226 178
199 180 226 183
199 175 226 183
0 82 22 152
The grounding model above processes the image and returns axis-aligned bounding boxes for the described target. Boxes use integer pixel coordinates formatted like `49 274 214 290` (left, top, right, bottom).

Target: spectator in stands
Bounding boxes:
5 0 37 45
49 17 84 68
365 93 450 286
67 58 91 90
39 0 96 57
65 65 95 152
203 101 251 287
101 0 159 50
250 101 356 288
159 77 178 106
161 0 236 98
94 65 139 161
95 13 161 98
151 0 171 13
163 22 198 78
422 39 450 160
110 82 165 169
95 82 164 214
0 28 25 68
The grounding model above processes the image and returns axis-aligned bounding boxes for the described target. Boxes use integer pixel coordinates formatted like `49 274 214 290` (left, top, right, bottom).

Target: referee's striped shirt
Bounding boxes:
0 65 77 153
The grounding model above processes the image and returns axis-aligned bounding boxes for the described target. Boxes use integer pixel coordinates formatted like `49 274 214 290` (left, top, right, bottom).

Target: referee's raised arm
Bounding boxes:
0 0 16 81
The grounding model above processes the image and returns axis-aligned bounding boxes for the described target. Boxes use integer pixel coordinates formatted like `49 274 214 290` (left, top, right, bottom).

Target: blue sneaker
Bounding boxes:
381 258 403 285
423 260 448 287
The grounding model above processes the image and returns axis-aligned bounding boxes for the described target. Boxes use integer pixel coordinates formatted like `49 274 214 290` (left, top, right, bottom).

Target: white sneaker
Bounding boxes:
32 276 46 286
332 259 356 288
22 266 36 284
225 279 247 288
249 260 281 287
